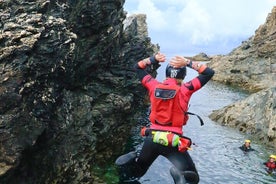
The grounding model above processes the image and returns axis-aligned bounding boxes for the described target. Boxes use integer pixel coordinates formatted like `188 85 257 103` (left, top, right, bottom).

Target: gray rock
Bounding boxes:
208 7 276 148
209 87 276 147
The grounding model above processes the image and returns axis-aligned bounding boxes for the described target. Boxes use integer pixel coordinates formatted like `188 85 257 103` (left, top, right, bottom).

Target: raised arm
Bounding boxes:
169 56 215 86
134 53 166 81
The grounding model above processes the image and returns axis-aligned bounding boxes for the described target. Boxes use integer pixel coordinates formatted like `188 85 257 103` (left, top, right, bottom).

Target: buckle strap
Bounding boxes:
185 112 204 126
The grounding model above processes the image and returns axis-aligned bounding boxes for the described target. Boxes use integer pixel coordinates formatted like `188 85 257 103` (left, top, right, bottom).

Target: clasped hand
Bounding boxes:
155 53 190 68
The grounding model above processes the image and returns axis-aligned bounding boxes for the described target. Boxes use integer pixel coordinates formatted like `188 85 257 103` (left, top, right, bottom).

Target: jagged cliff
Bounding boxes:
209 8 276 92
0 0 158 183
209 7 276 148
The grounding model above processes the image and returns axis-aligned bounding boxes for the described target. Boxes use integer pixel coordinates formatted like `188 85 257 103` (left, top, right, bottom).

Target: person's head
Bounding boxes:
269 155 276 162
165 64 186 85
244 140 251 147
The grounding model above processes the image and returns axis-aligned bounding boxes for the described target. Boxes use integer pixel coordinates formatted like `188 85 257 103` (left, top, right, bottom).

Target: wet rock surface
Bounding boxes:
0 0 158 183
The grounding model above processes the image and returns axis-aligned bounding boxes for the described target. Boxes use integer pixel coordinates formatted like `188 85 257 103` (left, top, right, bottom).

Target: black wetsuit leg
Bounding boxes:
135 137 160 176
117 137 199 183
116 137 160 182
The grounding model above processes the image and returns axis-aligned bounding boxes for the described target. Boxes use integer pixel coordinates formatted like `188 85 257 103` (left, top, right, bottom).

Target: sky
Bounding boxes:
124 0 275 56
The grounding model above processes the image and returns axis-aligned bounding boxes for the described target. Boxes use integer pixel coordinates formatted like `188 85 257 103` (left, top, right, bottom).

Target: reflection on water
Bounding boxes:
126 64 276 183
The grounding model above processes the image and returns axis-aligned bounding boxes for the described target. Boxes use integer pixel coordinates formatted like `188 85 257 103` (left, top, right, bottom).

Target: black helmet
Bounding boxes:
165 64 186 79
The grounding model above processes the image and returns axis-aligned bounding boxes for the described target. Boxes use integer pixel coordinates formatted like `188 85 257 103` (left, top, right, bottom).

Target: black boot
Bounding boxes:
115 151 141 183
115 151 137 166
170 166 186 184
170 166 199 184
182 170 199 184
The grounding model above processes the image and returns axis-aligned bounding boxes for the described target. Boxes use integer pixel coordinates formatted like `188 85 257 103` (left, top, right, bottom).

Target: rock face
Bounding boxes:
186 52 211 61
0 0 158 183
209 87 276 146
209 7 276 92
209 7 276 147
